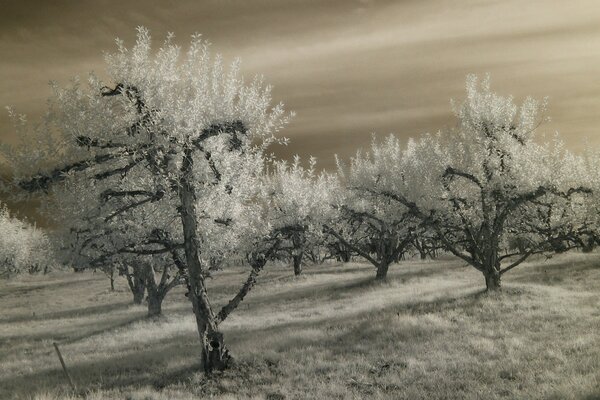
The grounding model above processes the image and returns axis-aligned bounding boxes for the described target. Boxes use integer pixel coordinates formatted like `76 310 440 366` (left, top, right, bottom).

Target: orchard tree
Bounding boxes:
266 156 337 275
48 173 185 315
362 76 590 290
0 205 54 277
328 141 420 280
1 27 290 372
323 218 357 263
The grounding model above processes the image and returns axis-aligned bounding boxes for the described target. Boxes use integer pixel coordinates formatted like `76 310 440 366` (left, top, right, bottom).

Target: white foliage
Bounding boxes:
0 206 53 277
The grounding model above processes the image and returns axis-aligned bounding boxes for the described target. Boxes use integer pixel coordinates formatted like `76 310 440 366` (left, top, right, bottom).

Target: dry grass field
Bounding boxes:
1 253 600 399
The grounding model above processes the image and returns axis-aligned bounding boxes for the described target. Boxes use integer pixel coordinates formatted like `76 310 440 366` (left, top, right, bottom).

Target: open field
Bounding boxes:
1 253 600 399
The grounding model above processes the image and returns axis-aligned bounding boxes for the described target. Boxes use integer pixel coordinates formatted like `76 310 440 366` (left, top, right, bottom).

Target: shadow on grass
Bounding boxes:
1 337 203 398
229 287 488 347
0 276 98 300
0 300 134 324
2 287 488 399
299 264 371 276
509 254 600 287
0 313 149 355
245 263 457 308
582 390 600 400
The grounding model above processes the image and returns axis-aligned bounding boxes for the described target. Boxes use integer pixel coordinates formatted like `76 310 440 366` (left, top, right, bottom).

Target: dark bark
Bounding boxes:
125 266 146 305
339 249 351 263
179 144 230 373
484 269 502 291
216 269 260 323
215 250 273 324
142 261 182 317
109 269 115 292
142 264 163 317
147 290 163 317
292 254 303 276
132 284 145 305
375 261 391 281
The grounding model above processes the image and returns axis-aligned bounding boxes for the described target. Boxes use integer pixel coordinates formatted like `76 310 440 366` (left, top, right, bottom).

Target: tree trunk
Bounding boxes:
375 261 391 281
485 242 502 291
132 282 145 304
419 251 427 260
484 269 501 291
292 254 303 276
147 291 163 317
179 145 231 373
109 271 115 292
143 265 165 317
582 236 596 253
127 270 146 305
133 286 145 305
340 250 351 263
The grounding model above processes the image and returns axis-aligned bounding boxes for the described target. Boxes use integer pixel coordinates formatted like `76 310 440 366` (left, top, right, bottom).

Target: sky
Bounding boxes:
2 0 600 219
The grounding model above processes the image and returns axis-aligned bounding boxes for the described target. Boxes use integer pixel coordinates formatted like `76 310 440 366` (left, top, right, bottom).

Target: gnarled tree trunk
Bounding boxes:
147 290 163 316
483 247 502 291
142 263 167 317
179 145 231 373
484 269 501 291
375 261 391 281
125 265 146 305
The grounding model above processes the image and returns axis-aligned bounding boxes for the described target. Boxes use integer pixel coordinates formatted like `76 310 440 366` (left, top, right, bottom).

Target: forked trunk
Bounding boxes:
127 270 146 305
375 261 391 281
179 145 231 373
188 284 231 373
147 291 163 317
484 269 501 291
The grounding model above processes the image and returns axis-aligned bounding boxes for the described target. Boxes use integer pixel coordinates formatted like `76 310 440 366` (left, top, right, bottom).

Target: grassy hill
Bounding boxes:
1 253 599 399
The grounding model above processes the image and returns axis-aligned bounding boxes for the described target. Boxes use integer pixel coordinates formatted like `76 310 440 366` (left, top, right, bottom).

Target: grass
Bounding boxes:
1 252 600 399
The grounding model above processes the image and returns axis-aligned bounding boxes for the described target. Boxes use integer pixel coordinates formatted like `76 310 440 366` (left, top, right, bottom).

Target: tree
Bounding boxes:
266 156 336 275
328 140 420 280
361 76 590 290
2 27 290 372
0 205 54 277
48 175 184 315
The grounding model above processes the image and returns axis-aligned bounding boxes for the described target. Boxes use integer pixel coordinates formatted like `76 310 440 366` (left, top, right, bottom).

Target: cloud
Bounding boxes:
2 0 600 172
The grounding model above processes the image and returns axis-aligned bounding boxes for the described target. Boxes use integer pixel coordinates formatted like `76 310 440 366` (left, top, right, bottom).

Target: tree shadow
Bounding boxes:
2 287 486 399
239 287 484 335
0 276 98 300
1 337 201 398
509 254 600 286
0 300 134 324
244 263 457 308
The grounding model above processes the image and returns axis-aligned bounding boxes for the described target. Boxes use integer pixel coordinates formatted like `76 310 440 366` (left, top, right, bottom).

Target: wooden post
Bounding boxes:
53 342 76 391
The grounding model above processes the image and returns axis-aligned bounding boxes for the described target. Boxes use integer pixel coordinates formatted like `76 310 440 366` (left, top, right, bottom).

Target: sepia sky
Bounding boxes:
2 0 600 171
